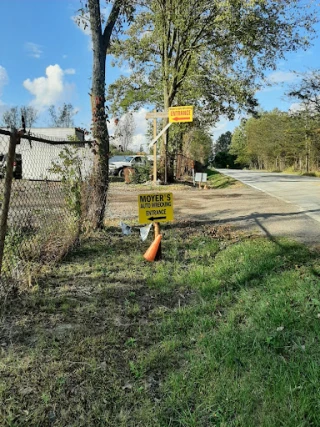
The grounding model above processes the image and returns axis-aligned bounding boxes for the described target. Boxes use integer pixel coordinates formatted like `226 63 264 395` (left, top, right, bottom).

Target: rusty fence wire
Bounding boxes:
0 129 94 296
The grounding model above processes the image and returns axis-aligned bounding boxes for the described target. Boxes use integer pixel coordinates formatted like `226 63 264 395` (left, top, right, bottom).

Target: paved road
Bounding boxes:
217 169 320 224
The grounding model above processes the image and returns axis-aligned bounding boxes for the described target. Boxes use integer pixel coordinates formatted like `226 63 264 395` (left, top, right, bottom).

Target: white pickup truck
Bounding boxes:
109 155 152 177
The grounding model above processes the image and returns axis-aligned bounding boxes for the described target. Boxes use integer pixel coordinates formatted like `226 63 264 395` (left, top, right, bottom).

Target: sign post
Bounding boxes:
145 106 194 184
138 192 174 260
145 110 169 183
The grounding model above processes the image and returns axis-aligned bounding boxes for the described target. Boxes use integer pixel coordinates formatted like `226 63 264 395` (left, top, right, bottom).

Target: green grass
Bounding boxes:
207 168 240 189
1 223 320 426
301 171 320 177
267 167 320 178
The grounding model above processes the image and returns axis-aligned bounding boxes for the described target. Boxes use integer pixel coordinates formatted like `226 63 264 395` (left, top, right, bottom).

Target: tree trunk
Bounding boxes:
87 0 111 228
162 87 170 183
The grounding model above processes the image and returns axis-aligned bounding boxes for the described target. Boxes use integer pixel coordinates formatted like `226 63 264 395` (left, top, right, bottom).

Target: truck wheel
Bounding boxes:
118 168 124 177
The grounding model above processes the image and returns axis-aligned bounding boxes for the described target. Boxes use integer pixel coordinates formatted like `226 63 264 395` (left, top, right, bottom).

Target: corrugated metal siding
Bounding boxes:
0 129 92 180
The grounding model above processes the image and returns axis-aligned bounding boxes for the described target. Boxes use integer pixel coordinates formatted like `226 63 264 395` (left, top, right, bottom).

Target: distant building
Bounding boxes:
27 127 85 141
0 128 93 180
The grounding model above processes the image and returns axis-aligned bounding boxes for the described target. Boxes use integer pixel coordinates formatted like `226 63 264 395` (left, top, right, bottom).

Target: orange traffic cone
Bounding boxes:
144 234 162 262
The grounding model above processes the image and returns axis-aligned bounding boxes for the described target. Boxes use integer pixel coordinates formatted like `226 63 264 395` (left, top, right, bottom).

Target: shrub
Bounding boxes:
130 162 152 184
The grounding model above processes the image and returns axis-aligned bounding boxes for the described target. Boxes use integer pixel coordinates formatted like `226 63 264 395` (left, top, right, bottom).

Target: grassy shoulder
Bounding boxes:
250 168 320 178
1 223 320 426
283 169 320 178
207 168 241 189
110 169 241 190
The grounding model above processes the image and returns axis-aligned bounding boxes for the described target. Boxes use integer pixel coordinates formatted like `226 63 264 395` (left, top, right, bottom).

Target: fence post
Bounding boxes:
0 129 17 276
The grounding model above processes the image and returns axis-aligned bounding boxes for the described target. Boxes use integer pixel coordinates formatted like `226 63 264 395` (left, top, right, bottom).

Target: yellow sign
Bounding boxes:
138 193 174 224
169 106 194 123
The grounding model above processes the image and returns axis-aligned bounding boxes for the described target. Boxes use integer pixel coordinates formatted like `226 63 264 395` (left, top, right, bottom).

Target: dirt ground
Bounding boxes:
106 182 320 247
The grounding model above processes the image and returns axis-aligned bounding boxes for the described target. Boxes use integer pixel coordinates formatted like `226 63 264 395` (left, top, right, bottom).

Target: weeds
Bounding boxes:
130 162 153 184
1 146 86 294
1 223 320 426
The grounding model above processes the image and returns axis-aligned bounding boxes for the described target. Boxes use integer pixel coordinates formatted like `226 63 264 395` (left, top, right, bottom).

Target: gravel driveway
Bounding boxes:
107 182 320 247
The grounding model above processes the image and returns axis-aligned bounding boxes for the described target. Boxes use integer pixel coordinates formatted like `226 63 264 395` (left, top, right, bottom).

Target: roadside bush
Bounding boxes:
49 146 84 232
131 162 152 184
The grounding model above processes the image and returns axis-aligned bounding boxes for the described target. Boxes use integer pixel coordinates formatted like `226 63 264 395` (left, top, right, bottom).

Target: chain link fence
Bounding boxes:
0 129 94 296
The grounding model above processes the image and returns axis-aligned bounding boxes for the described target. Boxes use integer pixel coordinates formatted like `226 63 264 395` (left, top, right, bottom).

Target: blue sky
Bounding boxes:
0 0 319 149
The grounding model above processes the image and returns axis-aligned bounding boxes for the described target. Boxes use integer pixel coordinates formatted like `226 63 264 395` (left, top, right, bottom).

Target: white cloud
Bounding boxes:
25 42 43 59
132 108 149 137
132 133 148 151
130 108 151 151
71 6 112 46
289 102 305 113
23 64 75 109
210 118 228 141
0 104 7 118
0 66 9 97
62 54 68 59
289 98 320 115
267 71 298 84
71 14 93 50
64 68 76 75
71 14 91 35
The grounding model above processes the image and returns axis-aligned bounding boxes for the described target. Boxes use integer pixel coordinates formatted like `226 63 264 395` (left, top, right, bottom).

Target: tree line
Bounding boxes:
213 70 320 173
229 109 320 172
0 103 76 129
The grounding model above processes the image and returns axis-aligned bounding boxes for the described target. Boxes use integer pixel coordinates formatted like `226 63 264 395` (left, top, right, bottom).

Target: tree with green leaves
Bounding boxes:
182 127 213 166
286 70 320 170
287 109 320 171
213 131 238 168
213 132 233 156
108 0 317 122
229 120 250 167
230 109 320 172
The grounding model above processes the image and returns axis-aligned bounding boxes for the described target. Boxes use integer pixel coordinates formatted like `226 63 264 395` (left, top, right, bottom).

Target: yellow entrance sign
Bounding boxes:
138 193 174 224
169 106 194 123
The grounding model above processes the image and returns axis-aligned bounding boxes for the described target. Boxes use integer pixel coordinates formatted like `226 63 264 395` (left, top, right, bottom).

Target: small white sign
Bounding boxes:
195 173 207 183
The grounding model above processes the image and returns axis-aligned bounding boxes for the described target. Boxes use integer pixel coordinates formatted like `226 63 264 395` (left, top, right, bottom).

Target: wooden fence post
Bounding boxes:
0 129 17 276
